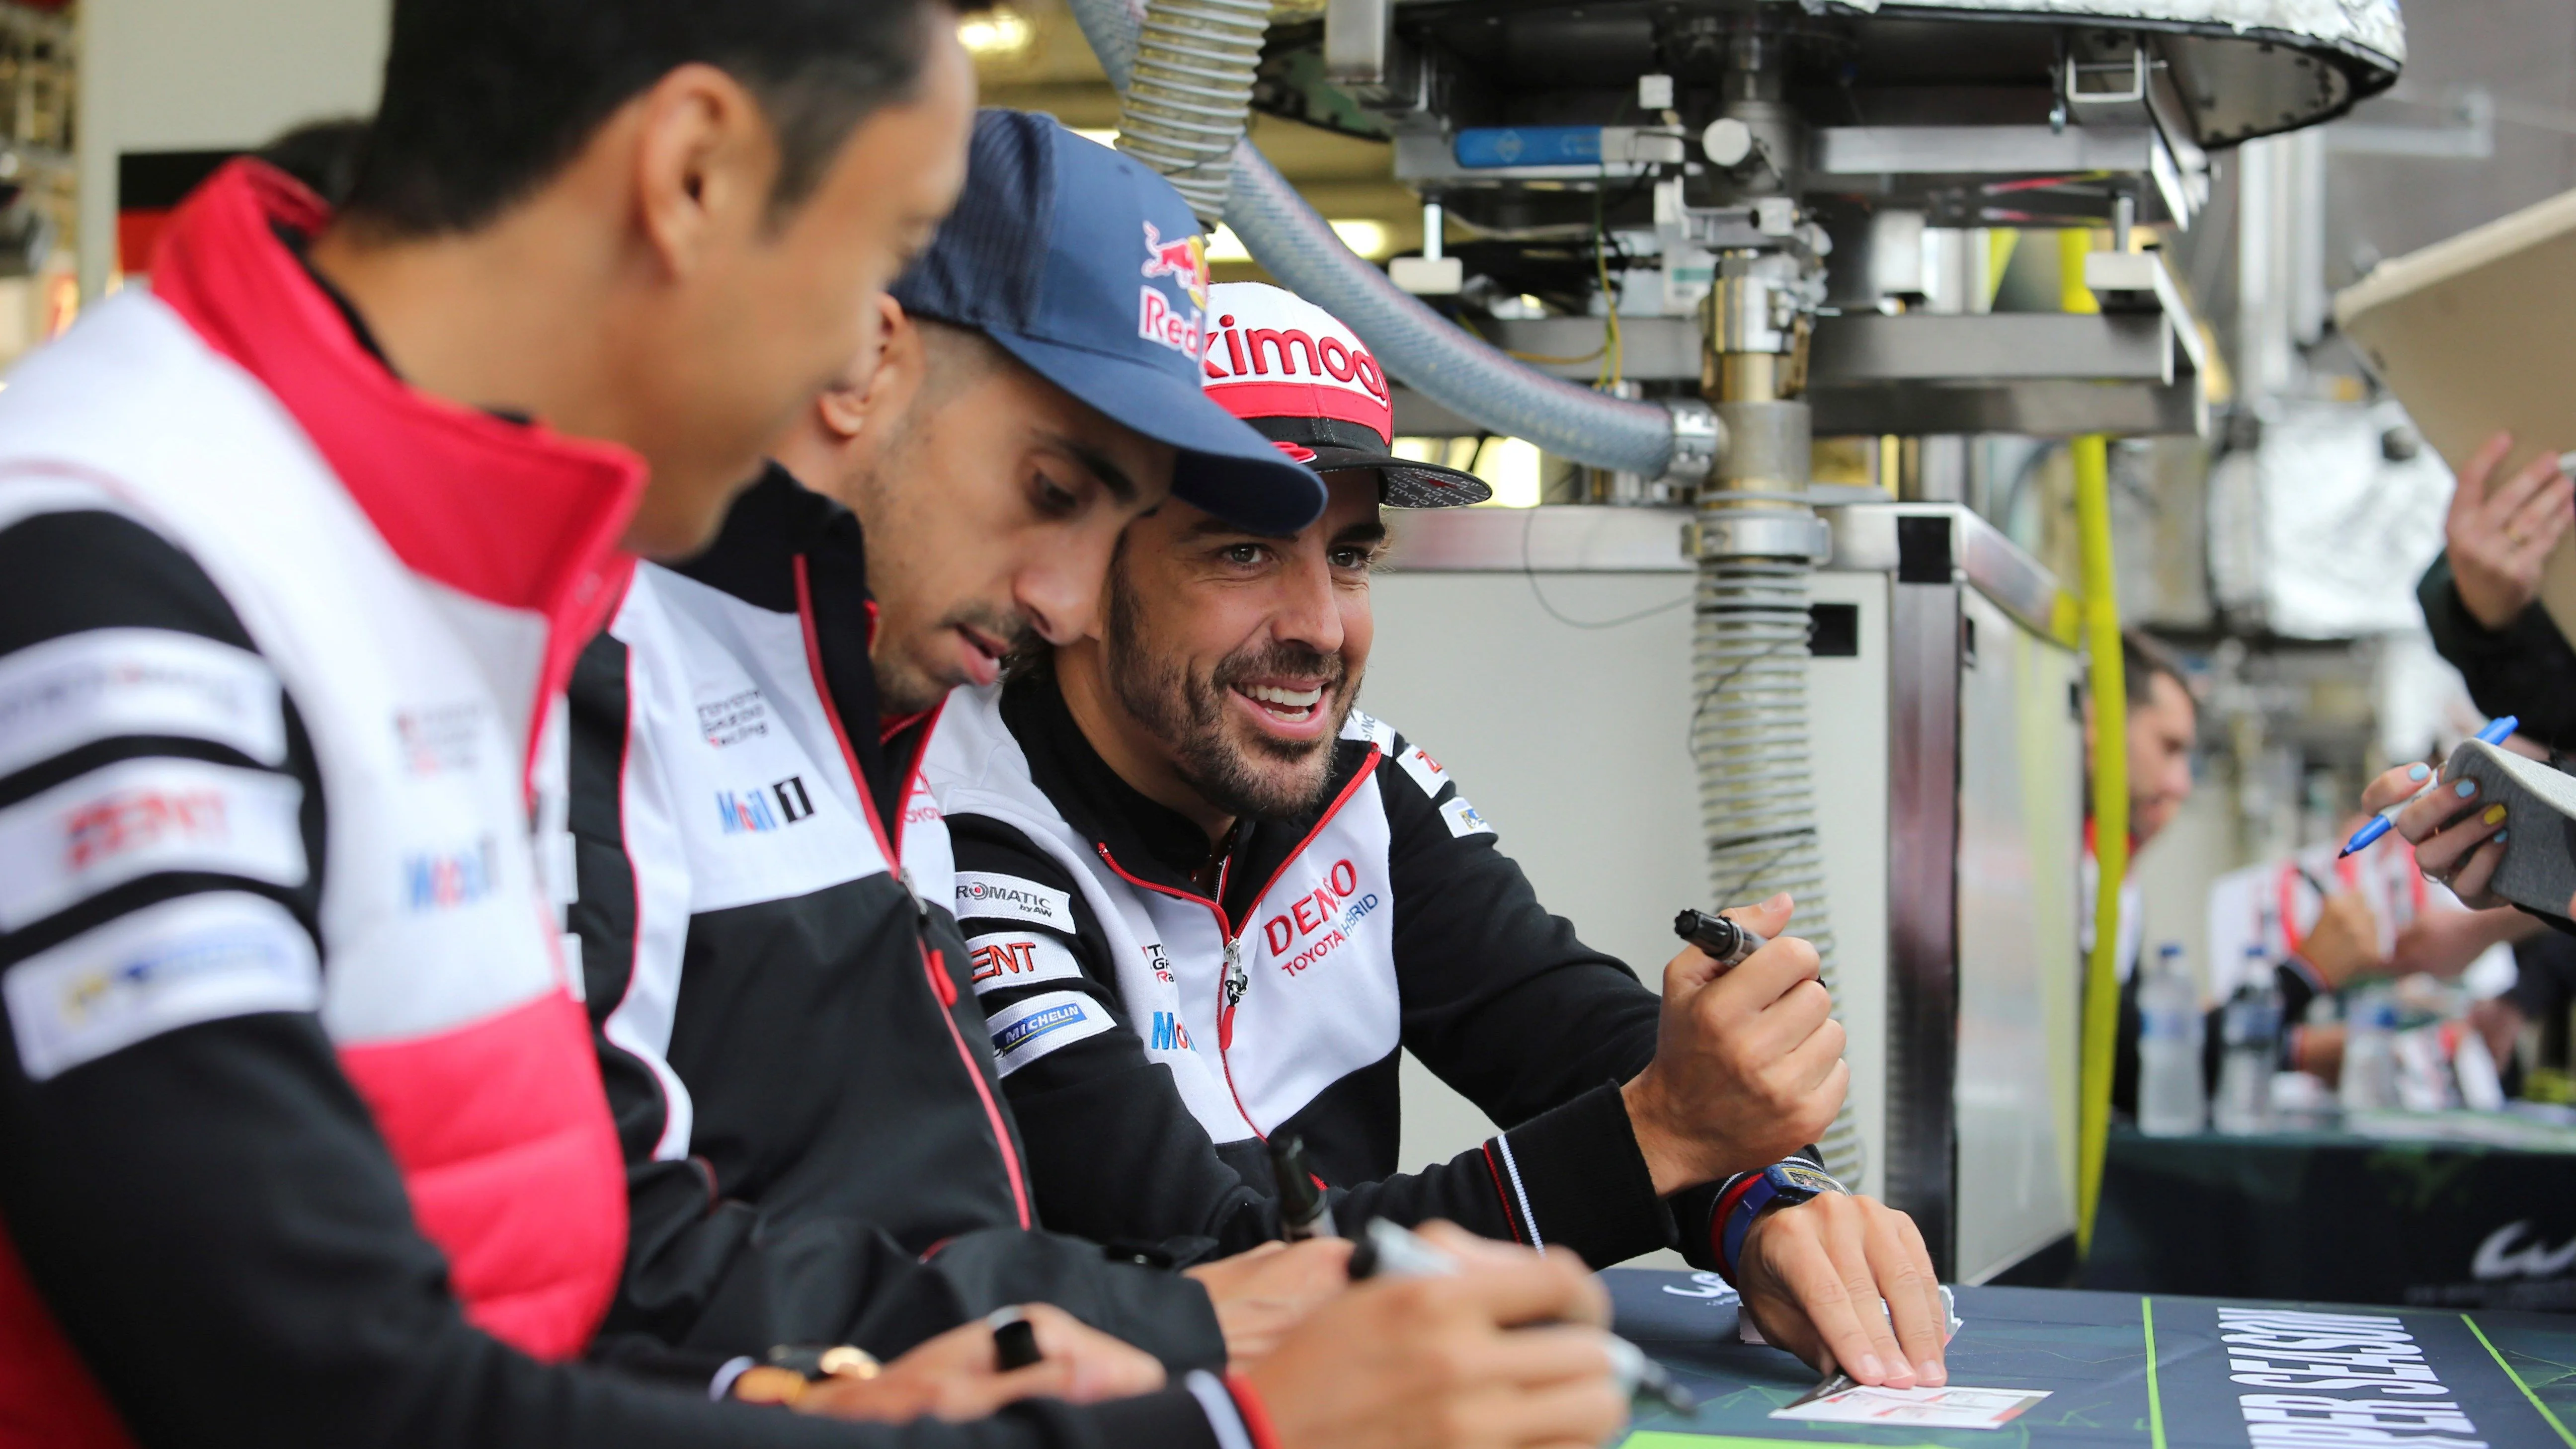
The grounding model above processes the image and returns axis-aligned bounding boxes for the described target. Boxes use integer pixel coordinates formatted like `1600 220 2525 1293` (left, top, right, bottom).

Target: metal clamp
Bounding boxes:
1687 511 1831 564
1657 398 1723 487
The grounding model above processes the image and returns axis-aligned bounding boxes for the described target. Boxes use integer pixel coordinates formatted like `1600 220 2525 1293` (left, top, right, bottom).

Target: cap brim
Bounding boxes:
985 329 1328 534
1300 446 1493 508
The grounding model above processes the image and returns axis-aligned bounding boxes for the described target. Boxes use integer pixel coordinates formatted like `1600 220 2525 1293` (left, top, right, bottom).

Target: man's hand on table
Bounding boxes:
1622 893 1849 1195
772 1302 1165 1421
1736 1192 1947 1390
1186 1236 1357 1363
1242 1223 1627 1449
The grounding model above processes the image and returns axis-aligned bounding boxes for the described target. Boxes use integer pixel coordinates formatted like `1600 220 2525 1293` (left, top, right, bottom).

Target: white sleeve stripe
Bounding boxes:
965 931 1087 996
4 891 321 1081
987 989 1115 1077
954 871 1076 932
0 629 286 781
1186 1370 1257 1449
1494 1130 1544 1254
0 756 307 933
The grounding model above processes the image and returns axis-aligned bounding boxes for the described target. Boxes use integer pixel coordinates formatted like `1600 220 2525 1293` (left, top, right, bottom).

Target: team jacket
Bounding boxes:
0 160 1236 1449
566 469 1226 1375
922 673 1703 1267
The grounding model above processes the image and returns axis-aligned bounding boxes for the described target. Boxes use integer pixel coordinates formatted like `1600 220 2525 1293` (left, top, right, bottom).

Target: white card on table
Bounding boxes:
1771 1384 2048 1430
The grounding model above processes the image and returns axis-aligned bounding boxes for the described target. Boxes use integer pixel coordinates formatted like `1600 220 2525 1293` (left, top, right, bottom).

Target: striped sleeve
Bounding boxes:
0 508 325 1082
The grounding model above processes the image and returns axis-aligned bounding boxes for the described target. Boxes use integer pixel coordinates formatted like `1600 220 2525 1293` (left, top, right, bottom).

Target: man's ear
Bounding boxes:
630 62 775 279
828 297 923 440
819 295 910 439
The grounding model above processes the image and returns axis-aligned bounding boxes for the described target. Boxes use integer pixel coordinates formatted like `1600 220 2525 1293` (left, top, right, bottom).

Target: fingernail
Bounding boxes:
2457 780 2479 798
2485 805 2507 825
1918 1360 1947 1386
2408 764 2431 782
1857 1354 1886 1381
2497 830 2510 844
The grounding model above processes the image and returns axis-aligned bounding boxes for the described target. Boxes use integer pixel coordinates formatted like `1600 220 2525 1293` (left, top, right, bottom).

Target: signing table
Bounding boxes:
1606 1267 2576 1448
2081 1117 2576 1311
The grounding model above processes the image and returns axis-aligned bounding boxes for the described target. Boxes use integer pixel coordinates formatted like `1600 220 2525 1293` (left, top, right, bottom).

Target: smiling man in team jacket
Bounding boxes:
924 282 1952 1391
0 8 1626 1449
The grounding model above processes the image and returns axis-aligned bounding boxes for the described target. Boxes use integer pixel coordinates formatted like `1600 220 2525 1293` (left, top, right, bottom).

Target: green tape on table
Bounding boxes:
1605 1267 2576 1448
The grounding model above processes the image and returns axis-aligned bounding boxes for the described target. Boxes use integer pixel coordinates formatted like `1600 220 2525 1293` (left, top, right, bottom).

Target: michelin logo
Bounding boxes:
955 871 1075 932
987 989 1113 1077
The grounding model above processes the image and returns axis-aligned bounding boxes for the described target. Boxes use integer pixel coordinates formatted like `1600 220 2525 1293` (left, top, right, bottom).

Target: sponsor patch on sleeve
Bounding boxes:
0 757 308 932
954 871 1075 932
1341 710 1399 750
1395 743 1452 799
0 629 286 780
4 891 321 1081
966 931 1086 996
1440 796 1495 839
986 989 1114 1077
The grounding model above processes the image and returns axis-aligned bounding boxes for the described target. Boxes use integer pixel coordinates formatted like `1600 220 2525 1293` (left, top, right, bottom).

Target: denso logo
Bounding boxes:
1150 1009 1193 1051
66 788 227 870
716 776 815 834
1261 859 1379 975
1203 314 1389 401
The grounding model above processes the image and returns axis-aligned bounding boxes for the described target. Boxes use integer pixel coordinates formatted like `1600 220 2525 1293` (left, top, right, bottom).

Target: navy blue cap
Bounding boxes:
889 111 1327 533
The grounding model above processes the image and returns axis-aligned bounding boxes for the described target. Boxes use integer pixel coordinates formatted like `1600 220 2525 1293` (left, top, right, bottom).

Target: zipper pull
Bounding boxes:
1222 936 1248 1011
900 866 931 927
1219 936 1249 1050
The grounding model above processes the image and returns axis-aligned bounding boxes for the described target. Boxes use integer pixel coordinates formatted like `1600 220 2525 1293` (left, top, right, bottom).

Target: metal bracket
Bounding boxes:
1658 398 1722 487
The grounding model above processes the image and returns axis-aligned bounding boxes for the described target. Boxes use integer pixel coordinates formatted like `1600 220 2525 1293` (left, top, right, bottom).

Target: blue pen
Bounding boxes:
2340 715 2520 857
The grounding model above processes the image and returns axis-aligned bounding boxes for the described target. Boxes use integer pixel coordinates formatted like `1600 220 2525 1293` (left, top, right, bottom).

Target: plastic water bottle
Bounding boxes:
2138 943 2206 1136
2213 983 2282 1135
2340 985 2402 1114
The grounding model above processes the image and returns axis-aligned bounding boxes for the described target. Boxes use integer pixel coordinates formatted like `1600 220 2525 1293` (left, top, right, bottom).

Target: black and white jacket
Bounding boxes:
922 673 1705 1267
564 469 1223 1377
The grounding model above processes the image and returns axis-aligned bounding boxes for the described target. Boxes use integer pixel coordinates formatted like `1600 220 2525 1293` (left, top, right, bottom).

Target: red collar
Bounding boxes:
148 160 643 786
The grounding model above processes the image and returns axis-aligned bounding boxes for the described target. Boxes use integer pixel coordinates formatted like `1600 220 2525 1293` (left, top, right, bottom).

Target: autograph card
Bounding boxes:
1771 1384 2049 1430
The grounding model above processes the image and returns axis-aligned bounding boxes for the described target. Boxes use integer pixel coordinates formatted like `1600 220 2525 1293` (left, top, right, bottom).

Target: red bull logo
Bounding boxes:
1139 221 1208 307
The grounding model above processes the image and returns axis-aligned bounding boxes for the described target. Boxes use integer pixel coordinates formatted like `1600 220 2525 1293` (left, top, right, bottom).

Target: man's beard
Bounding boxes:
1102 568 1360 821
847 436 1034 716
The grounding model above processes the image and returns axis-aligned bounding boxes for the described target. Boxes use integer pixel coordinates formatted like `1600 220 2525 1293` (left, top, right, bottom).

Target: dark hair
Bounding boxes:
257 118 372 208
2121 629 2192 712
342 0 958 238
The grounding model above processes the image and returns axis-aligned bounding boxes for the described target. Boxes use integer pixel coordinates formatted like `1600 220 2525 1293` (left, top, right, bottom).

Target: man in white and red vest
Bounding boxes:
0 9 1619 1449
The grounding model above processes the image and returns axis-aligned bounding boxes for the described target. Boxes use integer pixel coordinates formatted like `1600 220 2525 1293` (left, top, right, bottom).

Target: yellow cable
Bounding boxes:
2063 226 2126 1256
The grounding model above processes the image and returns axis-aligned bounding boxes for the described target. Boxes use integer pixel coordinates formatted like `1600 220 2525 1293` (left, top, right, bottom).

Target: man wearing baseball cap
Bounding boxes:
924 282 1952 1392
562 117 1361 1393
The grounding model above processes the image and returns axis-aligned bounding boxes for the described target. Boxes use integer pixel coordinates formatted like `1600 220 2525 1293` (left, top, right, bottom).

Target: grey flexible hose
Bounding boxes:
1115 0 1269 222
1690 552 1865 1186
1062 0 1683 476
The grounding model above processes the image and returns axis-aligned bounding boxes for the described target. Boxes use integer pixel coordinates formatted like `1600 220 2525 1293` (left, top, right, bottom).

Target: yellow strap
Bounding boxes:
2064 227 2127 1256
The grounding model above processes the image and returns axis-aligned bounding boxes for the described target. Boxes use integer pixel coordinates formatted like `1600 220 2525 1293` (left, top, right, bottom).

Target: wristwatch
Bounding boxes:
728 1344 881 1405
1715 1158 1847 1284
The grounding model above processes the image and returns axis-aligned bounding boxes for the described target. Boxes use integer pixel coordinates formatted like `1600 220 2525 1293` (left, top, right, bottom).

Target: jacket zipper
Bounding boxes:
795 556 1029 1227
1091 748 1383 1143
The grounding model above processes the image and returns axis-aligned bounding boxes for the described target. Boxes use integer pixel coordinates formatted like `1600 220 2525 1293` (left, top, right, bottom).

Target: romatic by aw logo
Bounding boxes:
717 776 816 834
